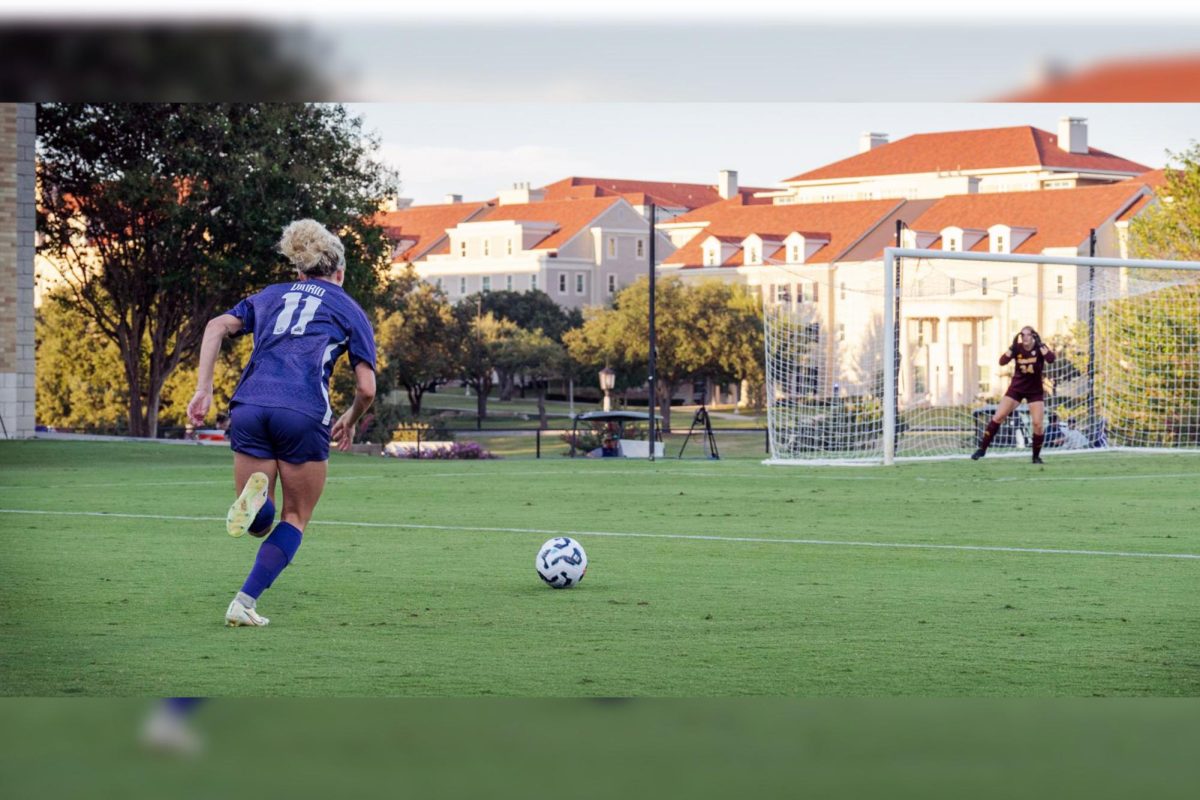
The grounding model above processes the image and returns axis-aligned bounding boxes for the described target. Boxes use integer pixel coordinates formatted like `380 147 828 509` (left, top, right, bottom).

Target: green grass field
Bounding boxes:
2 440 1198 697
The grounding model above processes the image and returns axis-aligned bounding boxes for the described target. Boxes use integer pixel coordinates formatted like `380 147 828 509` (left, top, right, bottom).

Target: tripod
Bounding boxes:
677 406 719 460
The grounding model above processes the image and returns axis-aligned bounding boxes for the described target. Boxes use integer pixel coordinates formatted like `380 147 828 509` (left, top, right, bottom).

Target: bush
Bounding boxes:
385 441 497 460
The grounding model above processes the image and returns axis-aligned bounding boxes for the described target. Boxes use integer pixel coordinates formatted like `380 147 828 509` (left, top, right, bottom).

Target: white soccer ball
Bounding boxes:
535 536 588 589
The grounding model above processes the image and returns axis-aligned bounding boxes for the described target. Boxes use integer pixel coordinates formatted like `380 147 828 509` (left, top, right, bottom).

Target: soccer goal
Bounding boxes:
764 247 1200 465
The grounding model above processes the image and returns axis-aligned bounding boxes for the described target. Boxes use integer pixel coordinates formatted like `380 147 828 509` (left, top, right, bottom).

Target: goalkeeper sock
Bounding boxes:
1032 433 1044 460
240 522 303 599
979 420 1001 451
248 497 275 535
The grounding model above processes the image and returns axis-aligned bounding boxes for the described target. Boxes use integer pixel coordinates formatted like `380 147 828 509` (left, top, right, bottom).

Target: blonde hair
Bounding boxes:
278 219 346 278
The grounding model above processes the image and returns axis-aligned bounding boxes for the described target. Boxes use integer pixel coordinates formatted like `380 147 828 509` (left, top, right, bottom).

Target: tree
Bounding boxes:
683 280 764 406
453 308 520 420
35 288 247 431
376 282 458 416
565 276 741 432
470 289 582 399
1107 144 1200 445
37 103 398 437
494 328 568 428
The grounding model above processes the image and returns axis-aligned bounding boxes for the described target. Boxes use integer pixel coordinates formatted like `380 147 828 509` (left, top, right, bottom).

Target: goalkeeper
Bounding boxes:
971 326 1055 464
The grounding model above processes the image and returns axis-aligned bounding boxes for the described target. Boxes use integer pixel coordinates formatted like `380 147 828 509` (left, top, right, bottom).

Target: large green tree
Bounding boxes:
564 276 763 432
376 282 458 416
469 289 582 399
454 309 520 420
37 103 398 437
1106 144 1200 446
493 328 568 429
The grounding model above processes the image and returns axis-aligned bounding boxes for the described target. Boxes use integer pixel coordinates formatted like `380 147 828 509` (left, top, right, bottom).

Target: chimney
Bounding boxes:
497 181 545 205
859 132 889 153
718 169 738 200
444 194 463 204
1057 117 1088 154
379 196 413 212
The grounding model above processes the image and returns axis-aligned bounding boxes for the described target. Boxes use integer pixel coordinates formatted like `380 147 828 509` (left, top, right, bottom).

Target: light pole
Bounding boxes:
599 366 616 412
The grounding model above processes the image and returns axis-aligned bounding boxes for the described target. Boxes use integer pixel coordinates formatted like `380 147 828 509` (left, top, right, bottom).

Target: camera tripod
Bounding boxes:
677 406 719 460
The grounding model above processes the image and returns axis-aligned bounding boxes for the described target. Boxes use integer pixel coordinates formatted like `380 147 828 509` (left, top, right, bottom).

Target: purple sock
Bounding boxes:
240 522 303 599
248 497 275 535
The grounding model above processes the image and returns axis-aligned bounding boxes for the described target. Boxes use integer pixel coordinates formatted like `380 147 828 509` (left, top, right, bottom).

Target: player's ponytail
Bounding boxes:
279 219 346 278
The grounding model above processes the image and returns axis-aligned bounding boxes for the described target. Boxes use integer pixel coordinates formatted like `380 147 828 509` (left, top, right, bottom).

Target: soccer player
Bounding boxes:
971 325 1056 464
188 219 377 627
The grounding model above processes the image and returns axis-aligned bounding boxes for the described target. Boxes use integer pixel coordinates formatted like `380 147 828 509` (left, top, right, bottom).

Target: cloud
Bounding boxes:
377 144 599 204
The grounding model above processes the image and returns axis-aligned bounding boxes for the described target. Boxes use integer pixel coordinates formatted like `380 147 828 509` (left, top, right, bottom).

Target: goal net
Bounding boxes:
764 248 1200 465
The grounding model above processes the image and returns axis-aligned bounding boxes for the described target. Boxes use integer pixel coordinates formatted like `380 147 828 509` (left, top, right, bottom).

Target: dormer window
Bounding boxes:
994 235 1005 253
507 239 513 255
789 245 800 262
748 247 759 265
484 240 490 257
459 240 467 258
945 236 960 252
704 248 718 267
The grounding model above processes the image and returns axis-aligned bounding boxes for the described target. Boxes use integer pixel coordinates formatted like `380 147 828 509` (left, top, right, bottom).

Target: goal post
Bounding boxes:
764 247 1200 466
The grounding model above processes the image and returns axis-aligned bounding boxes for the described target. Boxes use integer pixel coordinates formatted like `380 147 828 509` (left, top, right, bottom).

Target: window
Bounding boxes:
558 273 567 294
636 239 644 258
994 235 1005 253
531 274 539 291
946 237 959 252
811 282 819 303
790 245 800 263
705 248 718 267
505 275 513 291
507 239 513 255
1057 275 1064 295
481 276 491 293
776 284 791 304
839 282 846 300
575 273 585 294
837 323 845 343
484 240 490 257
607 238 616 259
913 365 927 395
459 276 467 295
981 277 988 296
978 365 991 395
607 274 617 295
949 278 956 296
981 319 989 347
748 247 759 264
459 240 467 258
1011 277 1018 296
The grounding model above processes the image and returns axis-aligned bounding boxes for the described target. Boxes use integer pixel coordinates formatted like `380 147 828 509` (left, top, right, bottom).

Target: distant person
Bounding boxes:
971 326 1056 464
188 219 377 627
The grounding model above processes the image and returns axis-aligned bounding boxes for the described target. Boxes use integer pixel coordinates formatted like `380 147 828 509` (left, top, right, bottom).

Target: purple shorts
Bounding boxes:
229 402 331 464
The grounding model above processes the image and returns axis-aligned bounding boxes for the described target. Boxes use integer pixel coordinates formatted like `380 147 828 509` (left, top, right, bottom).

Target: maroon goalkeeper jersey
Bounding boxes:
1000 345 1056 398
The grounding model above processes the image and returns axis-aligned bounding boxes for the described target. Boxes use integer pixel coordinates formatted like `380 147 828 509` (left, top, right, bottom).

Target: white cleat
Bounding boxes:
225 599 270 627
226 471 269 538
140 705 203 757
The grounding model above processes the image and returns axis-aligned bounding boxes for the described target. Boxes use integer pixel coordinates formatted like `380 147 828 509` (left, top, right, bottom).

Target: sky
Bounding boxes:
347 103 1200 206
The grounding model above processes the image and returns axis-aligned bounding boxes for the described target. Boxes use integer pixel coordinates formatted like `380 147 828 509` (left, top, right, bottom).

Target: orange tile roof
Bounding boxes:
906 183 1147 255
540 176 771 211
663 197 904 268
376 202 489 262
474 196 622 251
783 126 1149 183
997 56 1200 102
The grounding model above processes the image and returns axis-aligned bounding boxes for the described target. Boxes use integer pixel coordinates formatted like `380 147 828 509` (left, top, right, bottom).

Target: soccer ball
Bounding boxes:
535 536 588 589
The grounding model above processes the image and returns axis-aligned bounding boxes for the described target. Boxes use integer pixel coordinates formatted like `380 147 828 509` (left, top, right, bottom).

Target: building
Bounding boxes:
415 195 673 310
760 118 1148 205
661 181 1155 408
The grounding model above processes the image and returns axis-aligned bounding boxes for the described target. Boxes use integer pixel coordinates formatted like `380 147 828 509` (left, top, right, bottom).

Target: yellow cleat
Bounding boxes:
226 471 269 538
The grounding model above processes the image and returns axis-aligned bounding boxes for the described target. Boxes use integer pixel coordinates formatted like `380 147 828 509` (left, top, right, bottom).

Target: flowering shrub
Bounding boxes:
385 441 497 460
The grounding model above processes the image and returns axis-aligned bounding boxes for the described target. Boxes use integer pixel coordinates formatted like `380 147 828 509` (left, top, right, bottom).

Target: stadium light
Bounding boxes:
599 366 616 411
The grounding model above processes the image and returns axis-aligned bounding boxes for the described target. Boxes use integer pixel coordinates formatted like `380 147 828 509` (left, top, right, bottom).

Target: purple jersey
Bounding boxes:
225 280 376 425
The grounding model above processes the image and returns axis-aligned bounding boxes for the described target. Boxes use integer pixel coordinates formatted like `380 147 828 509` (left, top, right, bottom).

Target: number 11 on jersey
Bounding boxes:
272 292 323 335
